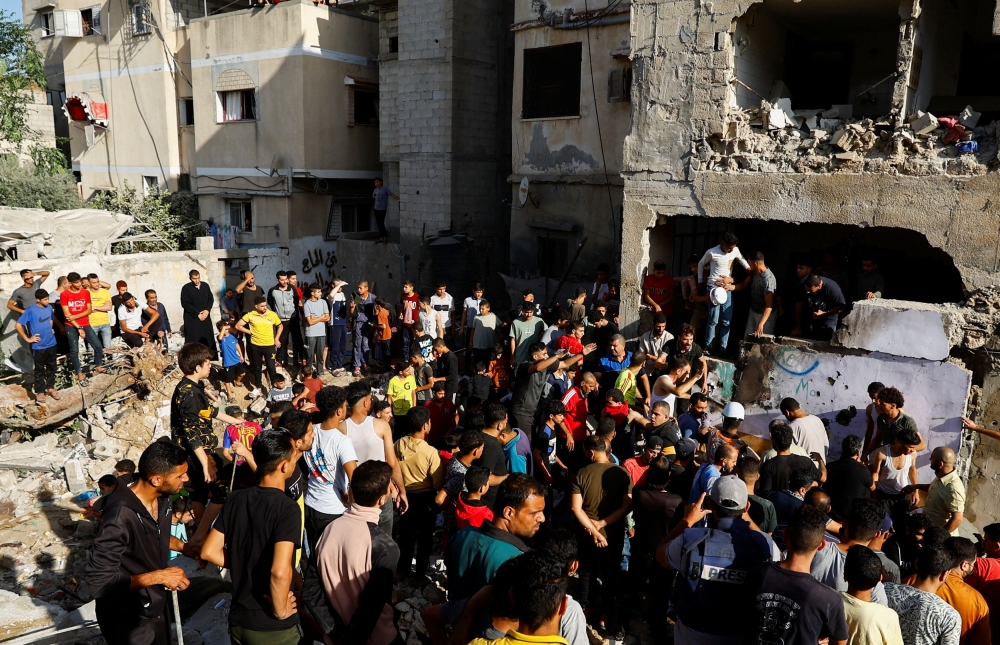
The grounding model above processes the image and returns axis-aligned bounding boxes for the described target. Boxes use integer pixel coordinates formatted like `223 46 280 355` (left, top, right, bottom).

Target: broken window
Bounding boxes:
178 98 194 126
536 236 568 279
80 6 101 36
732 1 899 117
219 89 255 122
228 200 252 232
522 43 582 119
353 90 378 126
40 11 53 37
341 204 372 234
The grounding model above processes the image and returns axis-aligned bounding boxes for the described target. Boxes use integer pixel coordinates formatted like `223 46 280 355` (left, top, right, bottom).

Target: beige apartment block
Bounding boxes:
508 0 631 282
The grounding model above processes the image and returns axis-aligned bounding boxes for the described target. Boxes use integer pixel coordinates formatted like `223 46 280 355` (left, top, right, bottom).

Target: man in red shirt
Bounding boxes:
61 272 104 384
424 382 458 444
967 523 1000 639
399 280 420 362
622 436 664 486
642 260 675 316
560 372 599 451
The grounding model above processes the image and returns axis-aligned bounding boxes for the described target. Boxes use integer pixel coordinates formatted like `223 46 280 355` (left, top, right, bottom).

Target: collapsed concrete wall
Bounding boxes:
619 0 1000 333
734 338 971 480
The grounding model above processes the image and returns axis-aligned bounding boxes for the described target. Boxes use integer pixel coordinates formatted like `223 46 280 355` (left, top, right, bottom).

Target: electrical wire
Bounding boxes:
582 0 618 245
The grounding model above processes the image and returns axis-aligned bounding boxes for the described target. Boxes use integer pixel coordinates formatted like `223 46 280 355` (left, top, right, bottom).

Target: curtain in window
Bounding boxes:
224 92 243 121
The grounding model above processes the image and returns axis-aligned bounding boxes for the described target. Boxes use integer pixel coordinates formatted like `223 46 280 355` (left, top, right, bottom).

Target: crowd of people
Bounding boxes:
13 230 997 645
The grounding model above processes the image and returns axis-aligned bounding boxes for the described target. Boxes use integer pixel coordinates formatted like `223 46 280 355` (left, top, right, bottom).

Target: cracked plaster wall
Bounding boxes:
619 0 1000 334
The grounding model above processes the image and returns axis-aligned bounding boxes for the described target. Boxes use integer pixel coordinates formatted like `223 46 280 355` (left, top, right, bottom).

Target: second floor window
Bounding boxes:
40 11 53 37
219 89 255 122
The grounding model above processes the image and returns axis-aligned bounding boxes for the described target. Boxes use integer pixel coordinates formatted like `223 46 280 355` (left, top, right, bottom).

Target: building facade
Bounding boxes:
508 0 631 283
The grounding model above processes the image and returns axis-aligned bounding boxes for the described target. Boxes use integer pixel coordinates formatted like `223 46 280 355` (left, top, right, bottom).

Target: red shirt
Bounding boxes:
560 386 589 441
968 558 1000 638
61 288 92 327
555 335 583 355
401 293 420 327
424 399 458 441
642 274 675 314
623 457 649 486
303 377 323 405
454 493 494 530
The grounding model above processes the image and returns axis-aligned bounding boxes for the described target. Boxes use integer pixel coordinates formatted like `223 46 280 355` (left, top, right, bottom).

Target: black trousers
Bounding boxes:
576 526 625 622
249 343 277 389
304 504 342 556
374 208 388 238
32 345 57 393
397 490 436 578
96 598 169 645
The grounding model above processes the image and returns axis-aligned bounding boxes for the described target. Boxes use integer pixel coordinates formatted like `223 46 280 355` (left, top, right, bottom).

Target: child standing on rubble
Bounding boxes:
217 320 246 401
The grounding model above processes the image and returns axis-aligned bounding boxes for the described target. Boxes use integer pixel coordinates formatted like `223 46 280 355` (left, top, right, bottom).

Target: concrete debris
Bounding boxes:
0 589 66 639
710 102 999 177
835 299 966 361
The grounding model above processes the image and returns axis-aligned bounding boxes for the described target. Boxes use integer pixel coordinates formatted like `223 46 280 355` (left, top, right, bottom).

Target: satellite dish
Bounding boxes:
518 177 530 207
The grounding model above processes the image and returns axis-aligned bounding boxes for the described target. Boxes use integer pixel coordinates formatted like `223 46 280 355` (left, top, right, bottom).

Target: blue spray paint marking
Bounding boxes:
774 347 820 376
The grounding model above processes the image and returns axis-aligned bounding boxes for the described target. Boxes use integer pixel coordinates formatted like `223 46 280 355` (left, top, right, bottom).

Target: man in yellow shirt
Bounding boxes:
387 363 416 418
469 550 570 645
394 406 444 580
842 545 904 645
235 296 283 397
87 273 114 351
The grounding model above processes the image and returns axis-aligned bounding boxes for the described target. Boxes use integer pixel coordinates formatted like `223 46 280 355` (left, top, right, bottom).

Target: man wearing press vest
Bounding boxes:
656 475 780 643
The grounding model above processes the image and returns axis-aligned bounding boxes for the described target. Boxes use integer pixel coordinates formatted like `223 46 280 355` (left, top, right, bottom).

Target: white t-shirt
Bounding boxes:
697 244 750 285
463 297 482 328
117 305 143 333
304 424 359 515
419 310 438 339
789 414 829 461
430 293 454 329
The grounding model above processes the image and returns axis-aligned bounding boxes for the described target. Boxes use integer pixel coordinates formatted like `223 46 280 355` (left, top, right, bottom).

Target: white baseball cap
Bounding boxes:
723 401 745 420
710 286 728 306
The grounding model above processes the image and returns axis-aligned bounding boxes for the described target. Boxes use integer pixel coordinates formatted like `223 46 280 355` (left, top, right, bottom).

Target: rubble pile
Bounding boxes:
698 100 1000 176
960 287 1000 354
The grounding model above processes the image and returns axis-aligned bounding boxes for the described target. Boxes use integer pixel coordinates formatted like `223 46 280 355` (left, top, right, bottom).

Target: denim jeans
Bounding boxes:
705 290 733 353
66 325 103 375
353 327 370 369
305 335 327 374
91 324 112 352
327 325 347 370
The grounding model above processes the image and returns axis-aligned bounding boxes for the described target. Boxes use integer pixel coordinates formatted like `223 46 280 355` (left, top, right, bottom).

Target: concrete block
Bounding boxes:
912 111 939 135
830 129 854 151
92 441 125 460
64 459 86 494
195 236 215 251
959 105 981 129
834 299 965 361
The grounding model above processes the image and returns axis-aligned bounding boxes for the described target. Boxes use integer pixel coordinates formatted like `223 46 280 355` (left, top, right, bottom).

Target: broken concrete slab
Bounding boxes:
834 299 965 361
959 105 981 129
912 111 939 135
0 589 66 640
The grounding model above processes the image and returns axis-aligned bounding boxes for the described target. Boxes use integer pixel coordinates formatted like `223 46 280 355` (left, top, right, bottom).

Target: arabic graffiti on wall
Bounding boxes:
299 247 338 289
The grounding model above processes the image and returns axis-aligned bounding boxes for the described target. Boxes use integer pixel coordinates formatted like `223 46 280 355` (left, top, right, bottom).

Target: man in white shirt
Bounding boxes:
638 313 673 364
780 397 829 464
430 282 455 340
697 232 749 356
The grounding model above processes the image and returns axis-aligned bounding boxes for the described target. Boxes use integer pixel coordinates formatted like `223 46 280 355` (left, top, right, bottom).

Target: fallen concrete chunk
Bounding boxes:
959 105 981 129
912 111 939 135
834 299 965 360
0 589 66 639
830 129 855 151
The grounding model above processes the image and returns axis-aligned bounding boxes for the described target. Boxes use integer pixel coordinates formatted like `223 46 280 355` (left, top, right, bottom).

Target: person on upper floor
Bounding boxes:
793 274 846 342
855 253 886 302
730 250 777 338
698 232 750 356
642 260 675 317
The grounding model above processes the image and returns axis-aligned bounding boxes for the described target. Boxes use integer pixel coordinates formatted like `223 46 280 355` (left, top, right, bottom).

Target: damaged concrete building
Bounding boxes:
620 0 1000 524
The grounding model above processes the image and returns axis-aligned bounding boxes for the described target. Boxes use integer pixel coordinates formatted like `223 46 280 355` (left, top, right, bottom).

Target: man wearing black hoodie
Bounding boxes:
85 439 194 645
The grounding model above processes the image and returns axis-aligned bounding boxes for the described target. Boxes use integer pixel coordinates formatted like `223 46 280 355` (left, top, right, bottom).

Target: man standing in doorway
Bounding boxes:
180 270 216 358
729 251 777 338
372 178 399 245
697 232 749 356
794 274 845 342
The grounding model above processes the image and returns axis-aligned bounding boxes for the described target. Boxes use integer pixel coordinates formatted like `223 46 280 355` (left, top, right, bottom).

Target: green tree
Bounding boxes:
89 182 201 253
0 10 45 147
0 155 80 210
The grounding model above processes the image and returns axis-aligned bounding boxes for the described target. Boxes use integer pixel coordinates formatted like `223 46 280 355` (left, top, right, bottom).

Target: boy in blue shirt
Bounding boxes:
15 289 60 403
216 320 246 400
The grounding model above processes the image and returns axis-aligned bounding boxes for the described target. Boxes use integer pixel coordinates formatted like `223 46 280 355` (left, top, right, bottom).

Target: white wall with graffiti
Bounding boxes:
291 236 339 290
737 344 971 481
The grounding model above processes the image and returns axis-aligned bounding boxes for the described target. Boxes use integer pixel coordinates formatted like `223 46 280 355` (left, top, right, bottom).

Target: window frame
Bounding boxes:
40 11 54 37
178 97 194 126
80 5 102 36
536 235 569 279
227 200 253 232
352 88 379 127
217 89 257 123
131 2 151 36
521 42 583 120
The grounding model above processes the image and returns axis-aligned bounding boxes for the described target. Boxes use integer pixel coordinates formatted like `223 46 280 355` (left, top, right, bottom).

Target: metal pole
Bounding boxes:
172 589 185 645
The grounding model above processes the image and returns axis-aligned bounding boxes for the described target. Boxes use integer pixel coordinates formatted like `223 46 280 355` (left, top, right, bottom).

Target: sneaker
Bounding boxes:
249 388 262 398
